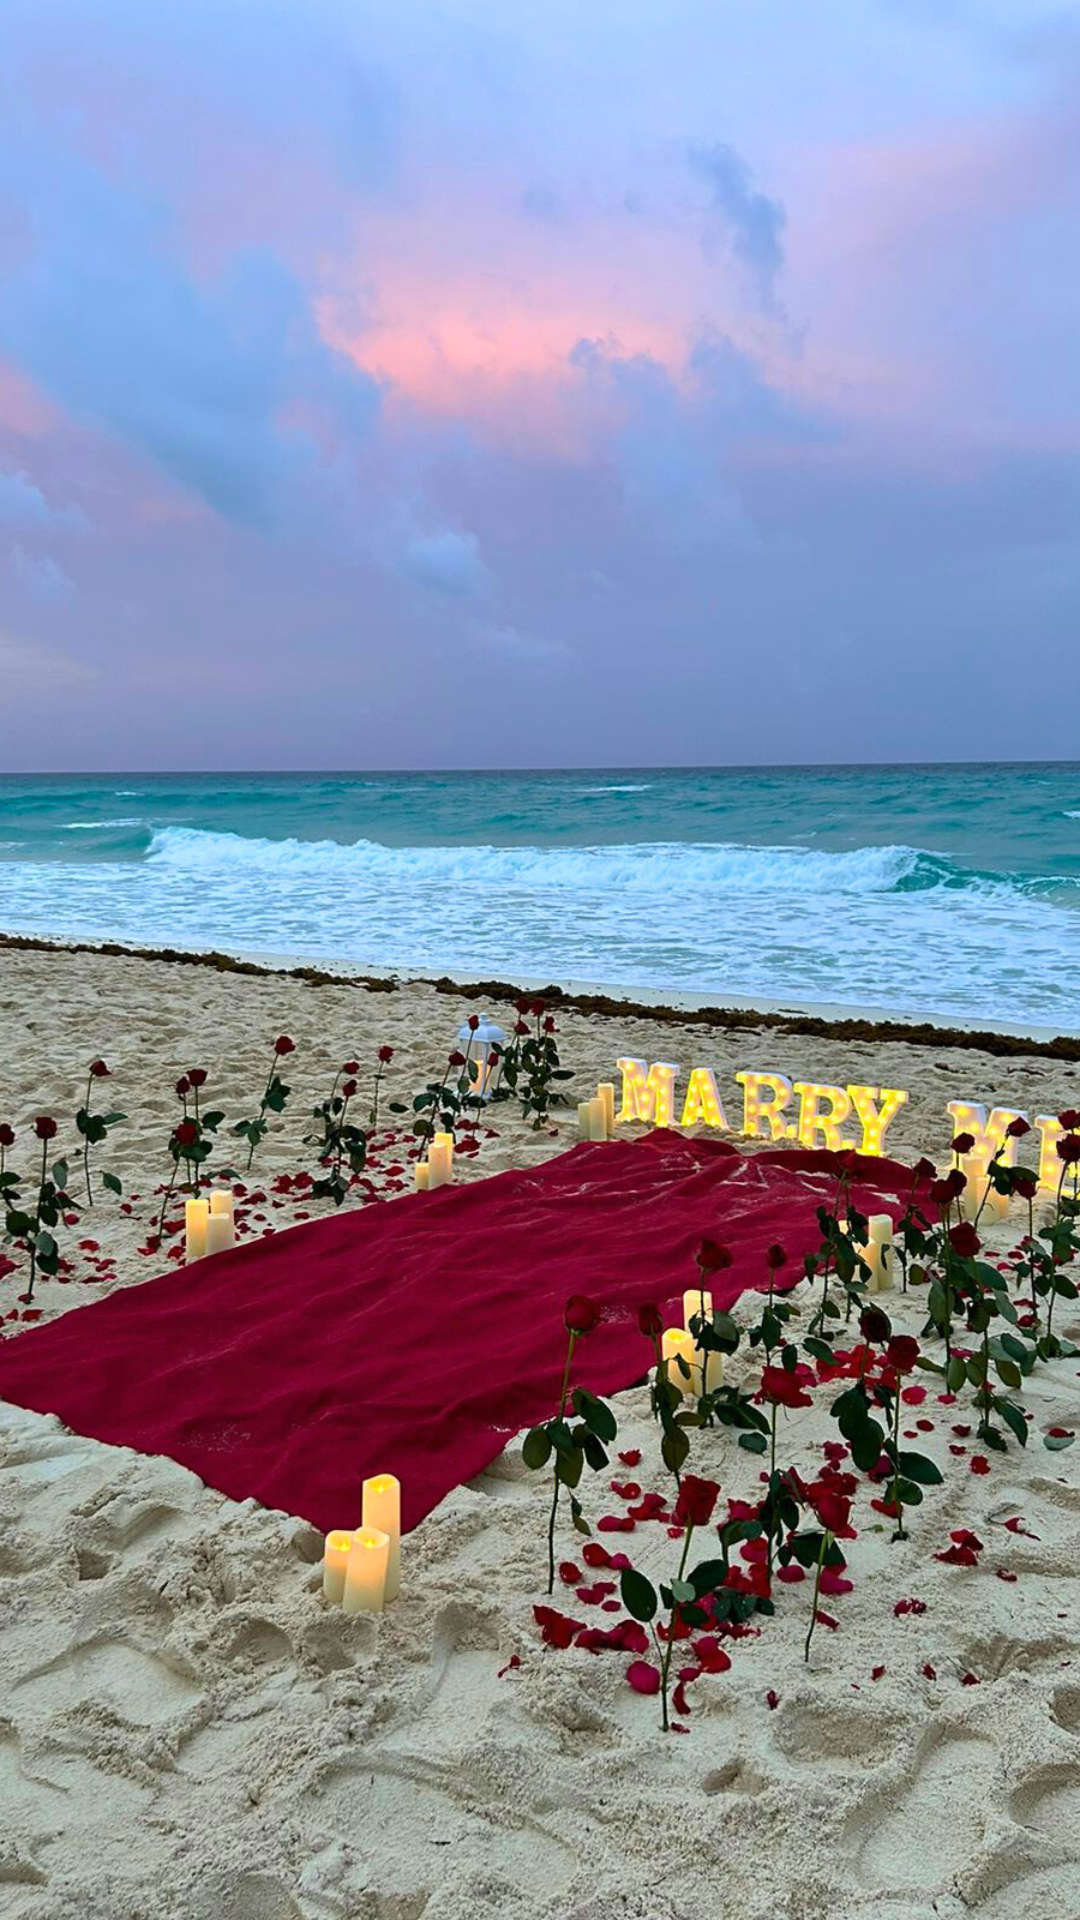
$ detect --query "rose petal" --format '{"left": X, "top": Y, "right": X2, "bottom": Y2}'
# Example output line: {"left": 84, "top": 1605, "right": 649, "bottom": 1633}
{"left": 626, "top": 1660, "right": 661, "bottom": 1695}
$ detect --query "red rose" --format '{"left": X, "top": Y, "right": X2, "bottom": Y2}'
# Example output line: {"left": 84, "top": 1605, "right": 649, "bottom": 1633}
{"left": 377, "top": 1044, "right": 394, "bottom": 1063}
{"left": 945, "top": 1168, "right": 967, "bottom": 1197}
{"left": 33, "top": 1116, "right": 58, "bottom": 1141}
{"left": 449, "top": 1050, "right": 466, "bottom": 1068}
{"left": 929, "top": 1178, "right": 953, "bottom": 1206}
{"left": 487, "top": 1049, "right": 500, "bottom": 1066}
{"left": 765, "top": 1243, "right": 787, "bottom": 1271}
{"left": 673, "top": 1474, "right": 721, "bottom": 1529}
{"left": 0, "top": 1123, "right": 14, "bottom": 1147}
{"left": 467, "top": 1013, "right": 480, "bottom": 1030}
{"left": 859, "top": 1305, "right": 892, "bottom": 1345}
{"left": 1006, "top": 1116, "right": 1030, "bottom": 1138}
{"left": 89, "top": 1059, "right": 110, "bottom": 1078}
{"left": 530, "top": 1000, "right": 546, "bottom": 1017}
{"left": 1058, "top": 1109, "right": 1080, "bottom": 1130}
{"left": 341, "top": 1079, "right": 358, "bottom": 1099}
{"left": 759, "top": 1361, "right": 815, "bottom": 1409}
{"left": 274, "top": 1035, "right": 296, "bottom": 1056}
{"left": 637, "top": 1302, "right": 663, "bottom": 1338}
{"left": 187, "top": 1068, "right": 207, "bottom": 1088}
{"left": 514, "top": 1020, "right": 529, "bottom": 1036}
{"left": 1013, "top": 1172, "right": 1038, "bottom": 1200}
{"left": 913, "top": 1156, "right": 936, "bottom": 1181}
{"left": 809, "top": 1485, "right": 852, "bottom": 1536}
{"left": 951, "top": 1132, "right": 975, "bottom": 1156}
{"left": 1057, "top": 1134, "right": 1080, "bottom": 1166}
{"left": 697, "top": 1238, "right": 733, "bottom": 1272}
{"left": 886, "top": 1334, "right": 920, "bottom": 1373}
{"left": 515, "top": 997, "right": 531, "bottom": 1015}
{"left": 949, "top": 1222, "right": 980, "bottom": 1259}
{"left": 175, "top": 1077, "right": 190, "bottom": 1097}
{"left": 564, "top": 1294, "right": 600, "bottom": 1334}
{"left": 175, "top": 1119, "right": 198, "bottom": 1148}
{"left": 342, "top": 1060, "right": 360, "bottom": 1074}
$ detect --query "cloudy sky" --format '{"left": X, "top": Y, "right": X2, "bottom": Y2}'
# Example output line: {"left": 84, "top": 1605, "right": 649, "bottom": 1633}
{"left": 1, "top": 0, "right": 1078, "bottom": 769}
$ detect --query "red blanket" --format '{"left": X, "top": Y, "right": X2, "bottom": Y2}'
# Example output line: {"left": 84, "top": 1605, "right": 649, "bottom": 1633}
{"left": 0, "top": 1133, "right": 921, "bottom": 1533}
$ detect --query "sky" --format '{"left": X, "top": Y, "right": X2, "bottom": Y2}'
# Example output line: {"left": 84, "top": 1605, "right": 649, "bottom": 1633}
{"left": 1, "top": 0, "right": 1078, "bottom": 770}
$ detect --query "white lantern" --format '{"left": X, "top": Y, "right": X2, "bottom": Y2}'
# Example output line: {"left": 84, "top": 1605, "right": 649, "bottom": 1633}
{"left": 456, "top": 1013, "right": 507, "bottom": 1101}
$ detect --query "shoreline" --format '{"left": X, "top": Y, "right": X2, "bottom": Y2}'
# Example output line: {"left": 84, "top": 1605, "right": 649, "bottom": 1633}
{"left": 2, "top": 922, "right": 1078, "bottom": 1061}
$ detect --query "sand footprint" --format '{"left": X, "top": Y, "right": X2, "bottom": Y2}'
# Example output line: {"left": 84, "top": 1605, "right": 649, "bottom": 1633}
{"left": 846, "top": 1727, "right": 998, "bottom": 1891}
{"left": 13, "top": 1635, "right": 200, "bottom": 1728}
{"left": 1010, "top": 1759, "right": 1080, "bottom": 1836}
{"left": 771, "top": 1699, "right": 898, "bottom": 1771}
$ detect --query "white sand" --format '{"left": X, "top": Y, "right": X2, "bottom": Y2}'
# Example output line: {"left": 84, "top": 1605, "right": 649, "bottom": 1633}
{"left": 2, "top": 944, "right": 1079, "bottom": 1917}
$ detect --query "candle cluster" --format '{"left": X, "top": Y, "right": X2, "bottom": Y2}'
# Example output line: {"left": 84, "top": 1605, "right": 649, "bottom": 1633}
{"left": 578, "top": 1082, "right": 616, "bottom": 1141}
{"left": 657, "top": 1291, "right": 723, "bottom": 1396}
{"left": 415, "top": 1131, "right": 454, "bottom": 1191}
{"left": 185, "top": 1190, "right": 235, "bottom": 1262}
{"left": 322, "top": 1473, "right": 401, "bottom": 1614}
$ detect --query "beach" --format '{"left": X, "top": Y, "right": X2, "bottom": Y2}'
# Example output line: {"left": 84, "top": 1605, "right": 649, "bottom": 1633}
{"left": 1, "top": 937, "right": 1079, "bottom": 1918}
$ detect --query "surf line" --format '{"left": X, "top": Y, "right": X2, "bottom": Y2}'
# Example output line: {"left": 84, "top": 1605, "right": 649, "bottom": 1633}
{"left": 615, "top": 1058, "right": 1071, "bottom": 1194}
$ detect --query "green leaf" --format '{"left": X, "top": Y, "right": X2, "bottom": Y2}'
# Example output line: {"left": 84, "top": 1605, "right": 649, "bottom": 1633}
{"left": 897, "top": 1451, "right": 944, "bottom": 1486}
{"left": 894, "top": 1479, "right": 924, "bottom": 1506}
{"left": 849, "top": 1420, "right": 885, "bottom": 1474}
{"left": 522, "top": 1426, "right": 551, "bottom": 1470}
{"left": 661, "top": 1425, "right": 690, "bottom": 1474}
{"left": 738, "top": 1430, "right": 768, "bottom": 1455}
{"left": 946, "top": 1353, "right": 968, "bottom": 1392}
{"left": 555, "top": 1444, "right": 584, "bottom": 1489}
{"left": 994, "top": 1359, "right": 1023, "bottom": 1391}
{"left": 572, "top": 1388, "right": 617, "bottom": 1444}
{"left": 100, "top": 1172, "right": 122, "bottom": 1196}
{"left": 687, "top": 1558, "right": 729, "bottom": 1597}
{"left": 51, "top": 1160, "right": 68, "bottom": 1191}
{"left": 997, "top": 1399, "right": 1028, "bottom": 1448}
{"left": 620, "top": 1566, "right": 658, "bottom": 1622}
{"left": 669, "top": 1578, "right": 696, "bottom": 1604}
{"left": 569, "top": 1494, "right": 591, "bottom": 1538}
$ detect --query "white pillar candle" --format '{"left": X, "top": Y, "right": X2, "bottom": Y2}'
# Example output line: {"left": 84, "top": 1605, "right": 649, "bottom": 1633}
{"left": 185, "top": 1197, "right": 209, "bottom": 1262}
{"left": 205, "top": 1211, "right": 235, "bottom": 1255}
{"left": 682, "top": 1287, "right": 713, "bottom": 1333}
{"left": 414, "top": 1161, "right": 431, "bottom": 1192}
{"left": 985, "top": 1185, "right": 1010, "bottom": 1223}
{"left": 659, "top": 1328, "right": 696, "bottom": 1395}
{"left": 597, "top": 1083, "right": 616, "bottom": 1137}
{"left": 342, "top": 1527, "right": 390, "bottom": 1615}
{"left": 322, "top": 1529, "right": 353, "bottom": 1605}
{"left": 860, "top": 1214, "right": 893, "bottom": 1292}
{"left": 429, "top": 1133, "right": 454, "bottom": 1187}
{"left": 587, "top": 1096, "right": 607, "bottom": 1141}
{"left": 209, "top": 1190, "right": 234, "bottom": 1218}
{"left": 361, "top": 1473, "right": 401, "bottom": 1602}
{"left": 577, "top": 1100, "right": 593, "bottom": 1140}
{"left": 691, "top": 1350, "right": 724, "bottom": 1396}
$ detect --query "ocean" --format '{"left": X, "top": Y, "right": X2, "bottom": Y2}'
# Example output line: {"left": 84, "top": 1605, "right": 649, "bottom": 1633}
{"left": 0, "top": 765, "right": 1078, "bottom": 1031}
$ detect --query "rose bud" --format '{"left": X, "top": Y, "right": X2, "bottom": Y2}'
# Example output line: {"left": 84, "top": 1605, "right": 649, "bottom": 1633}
{"left": 187, "top": 1068, "right": 208, "bottom": 1088}
{"left": 341, "top": 1079, "right": 358, "bottom": 1099}
{"left": 175, "top": 1119, "right": 198, "bottom": 1147}
{"left": 673, "top": 1474, "right": 721, "bottom": 1529}
{"left": 34, "top": 1116, "right": 58, "bottom": 1141}
{"left": 543, "top": 1016, "right": 556, "bottom": 1033}
{"left": 1058, "top": 1134, "right": 1080, "bottom": 1166}
{"left": 949, "top": 1222, "right": 980, "bottom": 1259}
{"left": 859, "top": 1305, "right": 892, "bottom": 1345}
{"left": 886, "top": 1334, "right": 921, "bottom": 1372}
{"left": 1006, "top": 1116, "right": 1031, "bottom": 1138}
{"left": 1013, "top": 1172, "right": 1038, "bottom": 1200}
{"left": 697, "top": 1238, "right": 733, "bottom": 1272}
{"left": 1058, "top": 1109, "right": 1080, "bottom": 1130}
{"left": 467, "top": 1013, "right": 480, "bottom": 1031}
{"left": 274, "top": 1036, "right": 296, "bottom": 1056}
{"left": 342, "top": 1061, "right": 360, "bottom": 1075}
{"left": 175, "top": 1077, "right": 190, "bottom": 1097}
{"left": 0, "top": 1122, "right": 15, "bottom": 1147}
{"left": 449, "top": 1050, "right": 466, "bottom": 1068}
{"left": 913, "top": 1156, "right": 936, "bottom": 1181}
{"left": 951, "top": 1133, "right": 975, "bottom": 1155}
{"left": 89, "top": 1059, "right": 110, "bottom": 1078}
{"left": 945, "top": 1169, "right": 967, "bottom": 1197}
{"left": 637, "top": 1302, "right": 663, "bottom": 1339}
{"left": 564, "top": 1294, "right": 600, "bottom": 1334}
{"left": 377, "top": 1044, "right": 394, "bottom": 1063}
{"left": 765, "top": 1243, "right": 787, "bottom": 1271}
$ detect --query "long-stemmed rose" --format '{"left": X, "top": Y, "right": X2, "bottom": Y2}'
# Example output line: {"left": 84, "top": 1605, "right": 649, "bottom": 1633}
{"left": 307, "top": 1062, "right": 368, "bottom": 1205}
{"left": 523, "top": 1296, "right": 616, "bottom": 1593}
{"left": 369, "top": 1044, "right": 394, "bottom": 1130}
{"left": 16, "top": 1117, "right": 77, "bottom": 1303}
{"left": 233, "top": 1034, "right": 296, "bottom": 1170}
{"left": 619, "top": 1473, "right": 723, "bottom": 1730}
{"left": 75, "top": 1058, "right": 125, "bottom": 1205}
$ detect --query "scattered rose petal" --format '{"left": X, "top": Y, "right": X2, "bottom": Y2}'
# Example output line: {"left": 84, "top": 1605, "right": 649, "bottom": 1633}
{"left": 996, "top": 1567, "right": 1018, "bottom": 1583}
{"left": 970, "top": 1456, "right": 991, "bottom": 1475}
{"left": 618, "top": 1449, "right": 642, "bottom": 1466}
{"left": 626, "top": 1660, "right": 661, "bottom": 1695}
{"left": 497, "top": 1654, "right": 521, "bottom": 1678}
{"left": 766, "top": 1689, "right": 780, "bottom": 1710}
{"left": 922, "top": 1662, "right": 937, "bottom": 1680}
{"left": 871, "top": 1665, "right": 886, "bottom": 1681}
{"left": 558, "top": 1561, "right": 582, "bottom": 1586}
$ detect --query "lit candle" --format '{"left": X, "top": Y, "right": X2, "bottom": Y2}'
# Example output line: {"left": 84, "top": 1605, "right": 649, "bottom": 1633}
{"left": 577, "top": 1100, "right": 593, "bottom": 1140}
{"left": 597, "top": 1083, "right": 616, "bottom": 1137}
{"left": 322, "top": 1528, "right": 353, "bottom": 1605}
{"left": 205, "top": 1210, "right": 234, "bottom": 1255}
{"left": 429, "top": 1132, "right": 454, "bottom": 1187}
{"left": 342, "top": 1527, "right": 390, "bottom": 1615}
{"left": 414, "top": 1161, "right": 431, "bottom": 1192}
{"left": 660, "top": 1328, "right": 695, "bottom": 1395}
{"left": 361, "top": 1473, "right": 401, "bottom": 1602}
{"left": 209, "top": 1190, "right": 234, "bottom": 1218}
{"left": 860, "top": 1214, "right": 893, "bottom": 1292}
{"left": 185, "top": 1197, "right": 209, "bottom": 1262}
{"left": 587, "top": 1096, "right": 607, "bottom": 1141}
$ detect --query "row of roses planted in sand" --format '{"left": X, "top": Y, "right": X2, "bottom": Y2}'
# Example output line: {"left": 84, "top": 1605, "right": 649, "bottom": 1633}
{"left": 522, "top": 1118, "right": 1080, "bottom": 1731}
{"left": 0, "top": 999, "right": 572, "bottom": 1311}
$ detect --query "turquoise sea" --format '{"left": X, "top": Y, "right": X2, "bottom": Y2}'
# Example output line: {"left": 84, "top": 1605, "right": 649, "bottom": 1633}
{"left": 0, "top": 765, "right": 1078, "bottom": 1030}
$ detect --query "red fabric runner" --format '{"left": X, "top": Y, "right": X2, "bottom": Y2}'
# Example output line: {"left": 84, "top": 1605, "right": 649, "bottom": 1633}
{"left": 0, "top": 1133, "right": 922, "bottom": 1534}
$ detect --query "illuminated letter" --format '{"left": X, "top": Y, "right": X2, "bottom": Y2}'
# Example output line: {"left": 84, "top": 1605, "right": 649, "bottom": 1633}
{"left": 1034, "top": 1114, "right": 1064, "bottom": 1193}
{"left": 946, "top": 1101, "right": 1027, "bottom": 1178}
{"left": 679, "top": 1067, "right": 728, "bottom": 1131}
{"left": 736, "top": 1070, "right": 794, "bottom": 1142}
{"left": 848, "top": 1085, "right": 909, "bottom": 1158}
{"left": 616, "top": 1058, "right": 679, "bottom": 1129}
{"left": 793, "top": 1082, "right": 854, "bottom": 1152}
